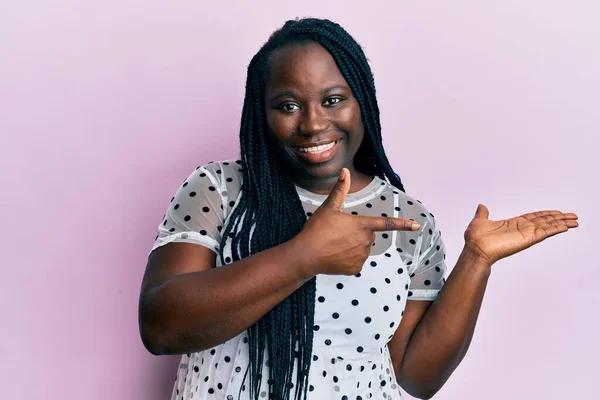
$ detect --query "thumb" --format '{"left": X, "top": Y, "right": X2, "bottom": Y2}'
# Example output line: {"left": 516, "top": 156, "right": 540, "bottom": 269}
{"left": 474, "top": 204, "right": 489, "bottom": 220}
{"left": 320, "top": 168, "right": 351, "bottom": 211}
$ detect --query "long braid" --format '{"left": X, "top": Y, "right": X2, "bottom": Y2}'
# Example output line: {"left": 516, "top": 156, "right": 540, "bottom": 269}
{"left": 218, "top": 18, "right": 407, "bottom": 400}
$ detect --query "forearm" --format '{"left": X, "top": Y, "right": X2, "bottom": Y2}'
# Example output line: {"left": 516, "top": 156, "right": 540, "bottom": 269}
{"left": 141, "top": 237, "right": 314, "bottom": 355}
{"left": 397, "top": 245, "right": 492, "bottom": 398}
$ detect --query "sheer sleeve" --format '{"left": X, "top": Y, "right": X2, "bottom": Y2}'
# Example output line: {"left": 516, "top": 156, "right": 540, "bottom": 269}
{"left": 149, "top": 165, "right": 225, "bottom": 256}
{"left": 407, "top": 207, "right": 448, "bottom": 301}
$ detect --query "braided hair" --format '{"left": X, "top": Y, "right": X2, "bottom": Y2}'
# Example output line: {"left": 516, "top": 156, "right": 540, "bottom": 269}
{"left": 217, "top": 17, "right": 406, "bottom": 400}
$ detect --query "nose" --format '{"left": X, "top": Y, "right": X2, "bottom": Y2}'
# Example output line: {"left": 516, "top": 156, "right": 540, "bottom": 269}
{"left": 298, "top": 104, "right": 330, "bottom": 136}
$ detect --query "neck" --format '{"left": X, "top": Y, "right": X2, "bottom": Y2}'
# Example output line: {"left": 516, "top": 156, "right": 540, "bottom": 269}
{"left": 292, "top": 165, "right": 373, "bottom": 195}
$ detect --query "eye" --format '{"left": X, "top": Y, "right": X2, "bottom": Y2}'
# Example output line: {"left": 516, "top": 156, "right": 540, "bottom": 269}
{"left": 280, "top": 103, "right": 300, "bottom": 112}
{"left": 324, "top": 97, "right": 343, "bottom": 106}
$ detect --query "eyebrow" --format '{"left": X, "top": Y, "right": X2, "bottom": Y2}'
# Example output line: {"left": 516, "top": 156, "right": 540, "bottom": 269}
{"left": 270, "top": 85, "right": 350, "bottom": 101}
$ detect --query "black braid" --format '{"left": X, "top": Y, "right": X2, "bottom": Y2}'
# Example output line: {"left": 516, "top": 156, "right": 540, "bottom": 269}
{"left": 218, "top": 17, "right": 407, "bottom": 400}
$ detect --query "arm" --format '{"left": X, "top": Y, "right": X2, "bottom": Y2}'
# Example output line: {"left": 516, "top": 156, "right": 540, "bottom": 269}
{"left": 390, "top": 204, "right": 578, "bottom": 398}
{"left": 389, "top": 245, "right": 491, "bottom": 399}
{"left": 138, "top": 239, "right": 314, "bottom": 355}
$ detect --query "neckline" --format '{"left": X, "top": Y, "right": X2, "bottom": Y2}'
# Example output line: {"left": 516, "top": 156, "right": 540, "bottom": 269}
{"left": 295, "top": 176, "right": 385, "bottom": 205}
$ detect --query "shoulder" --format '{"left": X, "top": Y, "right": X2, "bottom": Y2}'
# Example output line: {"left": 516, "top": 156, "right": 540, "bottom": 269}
{"left": 381, "top": 180, "right": 439, "bottom": 234}
{"left": 186, "top": 159, "right": 244, "bottom": 195}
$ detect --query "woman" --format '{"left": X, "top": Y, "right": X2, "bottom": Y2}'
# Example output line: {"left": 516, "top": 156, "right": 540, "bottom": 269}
{"left": 138, "top": 18, "right": 579, "bottom": 400}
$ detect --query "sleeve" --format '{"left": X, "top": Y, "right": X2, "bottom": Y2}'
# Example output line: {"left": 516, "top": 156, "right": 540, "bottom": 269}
{"left": 407, "top": 207, "right": 448, "bottom": 301}
{"left": 149, "top": 165, "right": 225, "bottom": 256}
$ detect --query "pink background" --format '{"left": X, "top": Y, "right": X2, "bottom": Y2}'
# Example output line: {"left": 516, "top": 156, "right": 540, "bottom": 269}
{"left": 1, "top": 1, "right": 598, "bottom": 399}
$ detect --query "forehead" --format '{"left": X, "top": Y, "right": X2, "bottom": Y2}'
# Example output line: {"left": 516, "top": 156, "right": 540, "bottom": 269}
{"left": 265, "top": 42, "right": 347, "bottom": 92}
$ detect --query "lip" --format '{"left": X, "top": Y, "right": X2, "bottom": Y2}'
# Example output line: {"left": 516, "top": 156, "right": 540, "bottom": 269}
{"left": 292, "top": 138, "right": 342, "bottom": 164}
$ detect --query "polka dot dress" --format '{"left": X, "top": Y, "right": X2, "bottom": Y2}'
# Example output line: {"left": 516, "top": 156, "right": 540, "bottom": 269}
{"left": 150, "top": 160, "right": 448, "bottom": 400}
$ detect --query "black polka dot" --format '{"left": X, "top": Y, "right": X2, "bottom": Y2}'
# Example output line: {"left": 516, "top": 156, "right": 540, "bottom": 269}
{"left": 409, "top": 239, "right": 416, "bottom": 245}
{"left": 375, "top": 333, "right": 380, "bottom": 340}
{"left": 345, "top": 328, "right": 352, "bottom": 335}
{"left": 208, "top": 388, "right": 214, "bottom": 394}
{"left": 384, "top": 253, "right": 391, "bottom": 257}
{"left": 184, "top": 215, "right": 191, "bottom": 221}
{"left": 325, "top": 339, "right": 332, "bottom": 346}
{"left": 381, "top": 213, "right": 388, "bottom": 217}
{"left": 313, "top": 325, "right": 320, "bottom": 331}
{"left": 318, "top": 296, "right": 325, "bottom": 302}
{"left": 365, "top": 317, "right": 372, "bottom": 323}
{"left": 162, "top": 220, "right": 167, "bottom": 226}
{"left": 390, "top": 322, "right": 395, "bottom": 328}
{"left": 229, "top": 201, "right": 235, "bottom": 207}
{"left": 382, "top": 233, "right": 389, "bottom": 239}
{"left": 351, "top": 211, "right": 358, "bottom": 215}
{"left": 194, "top": 366, "right": 199, "bottom": 372}
{"left": 199, "top": 230, "right": 207, "bottom": 235}
{"left": 366, "top": 203, "right": 372, "bottom": 208}
{"left": 336, "top": 283, "right": 344, "bottom": 289}
{"left": 309, "top": 385, "right": 314, "bottom": 392}
{"left": 385, "top": 278, "right": 391, "bottom": 284}
{"left": 333, "top": 376, "right": 339, "bottom": 383}
{"left": 182, "top": 182, "right": 188, "bottom": 187}
{"left": 424, "top": 280, "right": 431, "bottom": 286}
{"left": 370, "top": 261, "right": 377, "bottom": 267}
{"left": 169, "top": 228, "right": 175, "bottom": 232}
{"left": 351, "top": 299, "right": 359, "bottom": 306}
{"left": 189, "top": 191, "right": 197, "bottom": 197}
{"left": 397, "top": 268, "right": 403, "bottom": 274}
{"left": 174, "top": 204, "right": 180, "bottom": 210}
{"left": 436, "top": 266, "right": 441, "bottom": 272}
{"left": 357, "top": 346, "right": 364, "bottom": 353}
{"left": 235, "top": 366, "right": 241, "bottom": 373}
{"left": 380, "top": 195, "right": 386, "bottom": 201}
{"left": 408, "top": 291, "right": 413, "bottom": 297}
{"left": 202, "top": 206, "right": 210, "bottom": 213}
{"left": 354, "top": 272, "right": 361, "bottom": 277}
{"left": 407, "top": 201, "right": 413, "bottom": 205}
{"left": 383, "top": 305, "right": 389, "bottom": 312}
{"left": 394, "top": 206, "right": 401, "bottom": 211}
{"left": 226, "top": 177, "right": 233, "bottom": 182}
{"left": 396, "top": 295, "right": 401, "bottom": 301}
{"left": 332, "top": 312, "right": 340, "bottom": 319}
{"left": 217, "top": 383, "right": 223, "bottom": 389}
{"left": 370, "top": 287, "right": 377, "bottom": 294}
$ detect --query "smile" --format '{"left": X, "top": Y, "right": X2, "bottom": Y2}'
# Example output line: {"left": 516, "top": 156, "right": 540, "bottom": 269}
{"left": 295, "top": 140, "right": 339, "bottom": 154}
{"left": 293, "top": 139, "right": 342, "bottom": 164}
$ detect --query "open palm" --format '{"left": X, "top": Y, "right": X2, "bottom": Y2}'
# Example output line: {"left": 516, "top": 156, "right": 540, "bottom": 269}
{"left": 463, "top": 204, "right": 579, "bottom": 265}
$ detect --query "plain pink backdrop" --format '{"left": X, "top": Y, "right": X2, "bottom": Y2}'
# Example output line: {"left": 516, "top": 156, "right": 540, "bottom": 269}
{"left": 1, "top": 1, "right": 598, "bottom": 399}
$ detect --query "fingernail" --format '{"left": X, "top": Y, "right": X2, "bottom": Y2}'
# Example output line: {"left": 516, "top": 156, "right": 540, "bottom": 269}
{"left": 412, "top": 223, "right": 420, "bottom": 230}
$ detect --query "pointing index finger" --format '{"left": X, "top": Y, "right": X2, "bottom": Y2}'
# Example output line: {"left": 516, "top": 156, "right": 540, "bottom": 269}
{"left": 358, "top": 215, "right": 421, "bottom": 232}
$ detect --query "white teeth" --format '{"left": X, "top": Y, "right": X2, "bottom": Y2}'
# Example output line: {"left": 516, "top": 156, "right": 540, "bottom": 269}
{"left": 298, "top": 141, "right": 336, "bottom": 154}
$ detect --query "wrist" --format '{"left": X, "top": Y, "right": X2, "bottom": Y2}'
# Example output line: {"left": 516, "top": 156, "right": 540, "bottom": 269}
{"left": 461, "top": 243, "right": 493, "bottom": 275}
{"left": 285, "top": 235, "right": 320, "bottom": 280}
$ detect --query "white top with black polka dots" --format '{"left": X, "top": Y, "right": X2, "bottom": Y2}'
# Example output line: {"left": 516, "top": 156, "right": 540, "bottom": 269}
{"left": 150, "top": 160, "right": 448, "bottom": 400}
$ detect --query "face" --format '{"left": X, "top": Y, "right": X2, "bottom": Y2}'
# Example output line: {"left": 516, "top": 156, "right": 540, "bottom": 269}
{"left": 264, "top": 42, "right": 365, "bottom": 191}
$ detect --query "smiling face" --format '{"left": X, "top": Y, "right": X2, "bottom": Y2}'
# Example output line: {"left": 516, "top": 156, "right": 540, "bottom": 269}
{"left": 264, "top": 42, "right": 369, "bottom": 193}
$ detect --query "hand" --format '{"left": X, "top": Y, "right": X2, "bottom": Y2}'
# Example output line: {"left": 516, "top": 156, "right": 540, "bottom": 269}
{"left": 464, "top": 204, "right": 579, "bottom": 265}
{"left": 294, "top": 168, "right": 420, "bottom": 276}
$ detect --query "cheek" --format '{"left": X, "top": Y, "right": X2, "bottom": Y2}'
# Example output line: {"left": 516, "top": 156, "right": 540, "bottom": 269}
{"left": 265, "top": 111, "right": 295, "bottom": 142}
